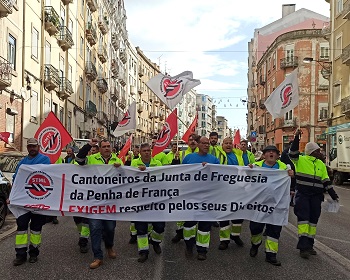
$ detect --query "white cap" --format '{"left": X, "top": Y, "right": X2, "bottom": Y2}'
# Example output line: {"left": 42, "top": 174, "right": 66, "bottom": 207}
{"left": 304, "top": 142, "right": 320, "bottom": 156}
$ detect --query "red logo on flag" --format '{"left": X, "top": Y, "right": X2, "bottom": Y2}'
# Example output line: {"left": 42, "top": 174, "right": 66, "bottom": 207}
{"left": 35, "top": 112, "right": 73, "bottom": 163}
{"left": 152, "top": 109, "right": 178, "bottom": 157}
{"left": 25, "top": 171, "right": 54, "bottom": 200}
{"left": 280, "top": 84, "right": 293, "bottom": 108}
{"left": 182, "top": 113, "right": 198, "bottom": 143}
{"left": 161, "top": 77, "right": 184, "bottom": 99}
{"left": 118, "top": 111, "right": 131, "bottom": 127}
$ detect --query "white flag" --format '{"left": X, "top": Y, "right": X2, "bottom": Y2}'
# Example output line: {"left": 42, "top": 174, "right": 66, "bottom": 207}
{"left": 264, "top": 69, "right": 299, "bottom": 119}
{"left": 113, "top": 101, "right": 136, "bottom": 137}
{"left": 146, "top": 71, "right": 201, "bottom": 109}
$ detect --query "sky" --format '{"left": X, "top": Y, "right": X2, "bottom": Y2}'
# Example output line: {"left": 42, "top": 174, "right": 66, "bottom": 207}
{"left": 124, "top": 0, "right": 330, "bottom": 137}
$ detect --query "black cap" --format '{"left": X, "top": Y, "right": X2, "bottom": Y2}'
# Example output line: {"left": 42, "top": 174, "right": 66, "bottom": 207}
{"left": 262, "top": 145, "right": 280, "bottom": 154}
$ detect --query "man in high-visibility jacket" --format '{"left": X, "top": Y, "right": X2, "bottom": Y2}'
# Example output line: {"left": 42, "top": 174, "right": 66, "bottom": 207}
{"left": 151, "top": 136, "right": 169, "bottom": 165}
{"left": 240, "top": 139, "right": 255, "bottom": 165}
{"left": 182, "top": 136, "right": 220, "bottom": 261}
{"left": 249, "top": 145, "right": 293, "bottom": 266}
{"left": 289, "top": 130, "right": 339, "bottom": 259}
{"left": 75, "top": 139, "right": 123, "bottom": 269}
{"left": 171, "top": 134, "right": 200, "bottom": 243}
{"left": 216, "top": 137, "right": 245, "bottom": 250}
{"left": 208, "top": 131, "right": 219, "bottom": 156}
{"left": 12, "top": 138, "right": 51, "bottom": 266}
{"left": 131, "top": 142, "right": 164, "bottom": 263}
{"left": 166, "top": 142, "right": 182, "bottom": 163}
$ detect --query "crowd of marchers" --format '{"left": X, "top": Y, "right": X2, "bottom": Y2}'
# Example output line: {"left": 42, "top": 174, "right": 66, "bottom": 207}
{"left": 8, "top": 130, "right": 339, "bottom": 269}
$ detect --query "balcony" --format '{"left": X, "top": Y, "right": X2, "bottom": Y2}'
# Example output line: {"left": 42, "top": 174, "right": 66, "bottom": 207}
{"left": 280, "top": 56, "right": 298, "bottom": 69}
{"left": 138, "top": 85, "right": 144, "bottom": 94}
{"left": 44, "top": 6, "right": 60, "bottom": 36}
{"left": 97, "top": 112, "right": 107, "bottom": 124}
{"left": 0, "top": 0, "right": 14, "bottom": 17}
{"left": 137, "top": 105, "right": 144, "bottom": 113}
{"left": 111, "top": 33, "right": 119, "bottom": 50}
{"left": 86, "top": 100, "right": 97, "bottom": 117}
{"left": 119, "top": 70, "right": 127, "bottom": 86}
{"left": 56, "top": 26, "right": 74, "bottom": 51}
{"left": 120, "top": 49, "right": 127, "bottom": 64}
{"left": 283, "top": 118, "right": 297, "bottom": 128}
{"left": 110, "top": 87, "right": 119, "bottom": 102}
{"left": 321, "top": 22, "right": 331, "bottom": 40}
{"left": 85, "top": 21, "right": 97, "bottom": 46}
{"left": 138, "top": 67, "right": 144, "bottom": 77}
{"left": 44, "top": 65, "right": 60, "bottom": 91}
{"left": 341, "top": 97, "right": 350, "bottom": 115}
{"left": 342, "top": 0, "right": 350, "bottom": 19}
{"left": 130, "top": 85, "right": 136, "bottom": 96}
{"left": 98, "top": 15, "right": 109, "bottom": 35}
{"left": 159, "top": 113, "right": 164, "bottom": 121}
{"left": 342, "top": 44, "right": 350, "bottom": 66}
{"left": 97, "top": 77, "right": 108, "bottom": 94}
{"left": 98, "top": 45, "right": 108, "bottom": 63}
{"left": 57, "top": 77, "right": 73, "bottom": 99}
{"left": 111, "top": 59, "right": 119, "bottom": 77}
{"left": 61, "top": 0, "right": 73, "bottom": 5}
{"left": 118, "top": 97, "right": 126, "bottom": 109}
{"left": 86, "top": 0, "right": 97, "bottom": 13}
{"left": 149, "top": 112, "right": 154, "bottom": 119}
{"left": 85, "top": 62, "right": 97, "bottom": 81}
{"left": 0, "top": 56, "right": 12, "bottom": 90}
{"left": 259, "top": 75, "right": 266, "bottom": 86}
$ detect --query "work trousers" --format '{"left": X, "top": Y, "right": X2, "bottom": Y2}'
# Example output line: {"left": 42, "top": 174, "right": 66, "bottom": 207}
{"left": 73, "top": 216, "right": 90, "bottom": 246}
{"left": 250, "top": 221, "right": 282, "bottom": 256}
{"left": 135, "top": 222, "right": 165, "bottom": 254}
{"left": 219, "top": 219, "right": 243, "bottom": 242}
{"left": 184, "top": 221, "right": 212, "bottom": 253}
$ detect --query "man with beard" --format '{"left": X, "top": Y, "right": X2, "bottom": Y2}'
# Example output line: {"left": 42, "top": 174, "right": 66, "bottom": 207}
{"left": 208, "top": 131, "right": 219, "bottom": 156}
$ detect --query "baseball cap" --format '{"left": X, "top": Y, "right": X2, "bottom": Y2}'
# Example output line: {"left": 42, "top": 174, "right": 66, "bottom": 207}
{"left": 262, "top": 145, "right": 280, "bottom": 154}
{"left": 27, "top": 138, "right": 39, "bottom": 146}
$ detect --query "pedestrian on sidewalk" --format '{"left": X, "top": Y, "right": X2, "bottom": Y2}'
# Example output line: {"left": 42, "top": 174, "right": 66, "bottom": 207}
{"left": 12, "top": 138, "right": 51, "bottom": 266}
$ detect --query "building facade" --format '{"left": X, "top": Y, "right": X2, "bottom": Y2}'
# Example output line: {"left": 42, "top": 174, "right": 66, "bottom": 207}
{"left": 196, "top": 94, "right": 214, "bottom": 137}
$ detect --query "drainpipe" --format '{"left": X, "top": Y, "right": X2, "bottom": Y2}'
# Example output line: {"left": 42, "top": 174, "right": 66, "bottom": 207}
{"left": 21, "top": 0, "right": 26, "bottom": 151}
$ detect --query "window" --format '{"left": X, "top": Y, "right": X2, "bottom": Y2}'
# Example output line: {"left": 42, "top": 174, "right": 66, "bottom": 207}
{"left": 59, "top": 106, "right": 64, "bottom": 122}
{"left": 80, "top": 36, "right": 84, "bottom": 57}
{"left": 320, "top": 42, "right": 330, "bottom": 60}
{"left": 44, "top": 98, "right": 51, "bottom": 117}
{"left": 79, "top": 76, "right": 83, "bottom": 99}
{"left": 335, "top": 35, "right": 342, "bottom": 58}
{"left": 318, "top": 70, "right": 329, "bottom": 89}
{"left": 8, "top": 34, "right": 16, "bottom": 70}
{"left": 318, "top": 103, "right": 328, "bottom": 120}
{"left": 59, "top": 56, "right": 64, "bottom": 78}
{"left": 272, "top": 52, "right": 276, "bottom": 68}
{"left": 53, "top": 102, "right": 58, "bottom": 115}
{"left": 333, "top": 83, "right": 341, "bottom": 104}
{"left": 285, "top": 44, "right": 294, "bottom": 61}
{"left": 68, "top": 64, "right": 72, "bottom": 83}
{"left": 69, "top": 19, "right": 73, "bottom": 37}
{"left": 45, "top": 41, "right": 51, "bottom": 64}
{"left": 336, "top": 0, "right": 343, "bottom": 14}
{"left": 31, "top": 91, "right": 38, "bottom": 121}
{"left": 31, "top": 27, "right": 39, "bottom": 59}
{"left": 6, "top": 114, "right": 15, "bottom": 143}
{"left": 202, "top": 113, "right": 206, "bottom": 119}
{"left": 67, "top": 111, "right": 72, "bottom": 133}
{"left": 86, "top": 84, "right": 91, "bottom": 101}
{"left": 285, "top": 110, "right": 293, "bottom": 120}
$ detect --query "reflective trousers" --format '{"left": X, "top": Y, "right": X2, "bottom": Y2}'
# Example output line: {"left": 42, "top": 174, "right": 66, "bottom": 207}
{"left": 15, "top": 212, "right": 46, "bottom": 259}
{"left": 219, "top": 219, "right": 243, "bottom": 242}
{"left": 135, "top": 222, "right": 165, "bottom": 254}
{"left": 184, "top": 221, "right": 212, "bottom": 253}
{"left": 73, "top": 216, "right": 90, "bottom": 246}
{"left": 250, "top": 221, "right": 282, "bottom": 255}
{"left": 294, "top": 192, "right": 322, "bottom": 250}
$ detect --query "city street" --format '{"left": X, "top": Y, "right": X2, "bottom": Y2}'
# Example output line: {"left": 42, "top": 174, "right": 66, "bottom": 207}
{"left": 0, "top": 186, "right": 349, "bottom": 280}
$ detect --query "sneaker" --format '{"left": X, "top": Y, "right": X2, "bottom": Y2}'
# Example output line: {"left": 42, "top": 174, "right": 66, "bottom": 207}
{"left": 28, "top": 256, "right": 38, "bottom": 263}
{"left": 218, "top": 241, "right": 228, "bottom": 250}
{"left": 153, "top": 243, "right": 162, "bottom": 255}
{"left": 107, "top": 248, "right": 116, "bottom": 259}
{"left": 231, "top": 236, "right": 244, "bottom": 247}
{"left": 138, "top": 253, "right": 148, "bottom": 263}
{"left": 80, "top": 245, "right": 88, "bottom": 253}
{"left": 250, "top": 245, "right": 259, "bottom": 257}
{"left": 265, "top": 256, "right": 281, "bottom": 266}
{"left": 171, "top": 233, "right": 183, "bottom": 243}
{"left": 13, "top": 257, "right": 26, "bottom": 266}
{"left": 300, "top": 250, "right": 310, "bottom": 259}
{"left": 197, "top": 252, "right": 207, "bottom": 261}
{"left": 89, "top": 259, "right": 103, "bottom": 269}
{"left": 185, "top": 247, "right": 193, "bottom": 258}
{"left": 129, "top": 235, "right": 137, "bottom": 244}
{"left": 309, "top": 248, "right": 317, "bottom": 255}
{"left": 52, "top": 217, "right": 59, "bottom": 224}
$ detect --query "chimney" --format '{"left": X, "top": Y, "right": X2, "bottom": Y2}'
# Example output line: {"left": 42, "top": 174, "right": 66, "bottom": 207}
{"left": 282, "top": 4, "right": 296, "bottom": 17}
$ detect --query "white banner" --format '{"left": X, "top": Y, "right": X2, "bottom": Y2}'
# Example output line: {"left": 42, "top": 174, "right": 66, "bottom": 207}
{"left": 9, "top": 164, "right": 291, "bottom": 225}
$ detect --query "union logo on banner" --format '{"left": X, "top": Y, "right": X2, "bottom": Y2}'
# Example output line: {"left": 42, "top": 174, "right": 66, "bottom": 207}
{"left": 25, "top": 171, "right": 54, "bottom": 200}
{"left": 280, "top": 83, "right": 293, "bottom": 109}
{"left": 160, "top": 77, "right": 184, "bottom": 99}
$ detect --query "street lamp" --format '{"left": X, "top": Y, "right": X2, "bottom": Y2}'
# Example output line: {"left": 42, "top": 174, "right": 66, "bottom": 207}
{"left": 302, "top": 57, "right": 332, "bottom": 79}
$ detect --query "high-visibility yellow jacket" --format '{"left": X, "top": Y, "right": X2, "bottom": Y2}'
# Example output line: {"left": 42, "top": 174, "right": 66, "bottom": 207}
{"left": 254, "top": 159, "right": 287, "bottom": 170}
{"left": 216, "top": 146, "right": 244, "bottom": 166}
{"left": 131, "top": 157, "right": 162, "bottom": 167}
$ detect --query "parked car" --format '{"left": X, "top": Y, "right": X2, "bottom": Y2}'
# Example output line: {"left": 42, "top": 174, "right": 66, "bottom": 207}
{"left": 0, "top": 170, "right": 11, "bottom": 229}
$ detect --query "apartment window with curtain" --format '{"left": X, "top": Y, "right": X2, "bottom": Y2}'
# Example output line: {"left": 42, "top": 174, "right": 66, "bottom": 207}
{"left": 320, "top": 42, "right": 330, "bottom": 60}
{"left": 31, "top": 27, "right": 39, "bottom": 59}
{"left": 30, "top": 91, "right": 38, "bottom": 122}
{"left": 79, "top": 76, "right": 83, "bottom": 99}
{"left": 333, "top": 83, "right": 341, "bottom": 104}
{"left": 8, "top": 34, "right": 16, "bottom": 70}
{"left": 285, "top": 44, "right": 294, "bottom": 61}
{"left": 6, "top": 114, "right": 15, "bottom": 143}
{"left": 336, "top": 0, "right": 343, "bottom": 14}
{"left": 59, "top": 106, "right": 64, "bottom": 122}
{"left": 335, "top": 35, "right": 342, "bottom": 58}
